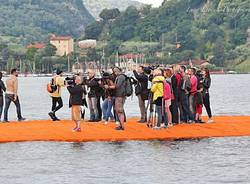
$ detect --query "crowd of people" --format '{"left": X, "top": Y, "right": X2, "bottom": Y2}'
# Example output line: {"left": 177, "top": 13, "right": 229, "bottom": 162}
{"left": 47, "top": 64, "right": 213, "bottom": 132}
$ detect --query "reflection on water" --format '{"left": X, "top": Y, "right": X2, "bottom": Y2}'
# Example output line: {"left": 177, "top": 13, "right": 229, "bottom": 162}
{"left": 0, "top": 137, "right": 249, "bottom": 184}
{"left": 4, "top": 74, "right": 250, "bottom": 121}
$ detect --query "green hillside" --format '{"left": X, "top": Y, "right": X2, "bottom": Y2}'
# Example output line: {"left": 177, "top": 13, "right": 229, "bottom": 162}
{"left": 0, "top": 0, "right": 94, "bottom": 46}
{"left": 85, "top": 0, "right": 250, "bottom": 69}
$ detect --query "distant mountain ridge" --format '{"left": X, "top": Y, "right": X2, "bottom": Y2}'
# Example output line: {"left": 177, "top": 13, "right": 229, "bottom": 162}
{"left": 83, "top": 0, "right": 144, "bottom": 19}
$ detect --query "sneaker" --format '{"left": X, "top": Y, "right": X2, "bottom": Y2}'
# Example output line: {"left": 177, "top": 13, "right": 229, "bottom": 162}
{"left": 161, "top": 124, "right": 167, "bottom": 128}
{"left": 53, "top": 117, "right": 60, "bottom": 121}
{"left": 72, "top": 127, "right": 81, "bottom": 132}
{"left": 104, "top": 121, "right": 108, "bottom": 125}
{"left": 137, "top": 120, "right": 147, "bottom": 123}
{"left": 153, "top": 126, "right": 161, "bottom": 130}
{"left": 207, "top": 119, "right": 214, "bottom": 123}
{"left": 2, "top": 120, "right": 9, "bottom": 123}
{"left": 115, "top": 121, "right": 120, "bottom": 125}
{"left": 48, "top": 112, "right": 55, "bottom": 119}
{"left": 115, "top": 126, "right": 124, "bottom": 131}
{"left": 18, "top": 117, "right": 26, "bottom": 122}
{"left": 198, "top": 120, "right": 205, "bottom": 124}
{"left": 88, "top": 120, "right": 95, "bottom": 122}
{"left": 188, "top": 120, "right": 194, "bottom": 124}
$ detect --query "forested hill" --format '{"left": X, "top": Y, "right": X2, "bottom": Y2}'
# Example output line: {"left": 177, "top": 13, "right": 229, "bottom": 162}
{"left": 0, "top": 0, "right": 94, "bottom": 45}
{"left": 83, "top": 0, "right": 144, "bottom": 19}
{"left": 85, "top": 0, "right": 250, "bottom": 70}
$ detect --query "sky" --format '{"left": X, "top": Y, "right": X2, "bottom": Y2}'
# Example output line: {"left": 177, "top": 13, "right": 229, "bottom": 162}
{"left": 136, "top": 0, "right": 164, "bottom": 7}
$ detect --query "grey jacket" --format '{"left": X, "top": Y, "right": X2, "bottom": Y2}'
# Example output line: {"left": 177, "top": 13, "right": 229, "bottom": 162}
{"left": 115, "top": 74, "right": 126, "bottom": 97}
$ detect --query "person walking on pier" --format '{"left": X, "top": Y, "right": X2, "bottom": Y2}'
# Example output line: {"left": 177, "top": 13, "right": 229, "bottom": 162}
{"left": 48, "top": 69, "right": 65, "bottom": 121}
{"left": 3, "top": 69, "right": 25, "bottom": 122}
{"left": 0, "top": 72, "right": 6, "bottom": 121}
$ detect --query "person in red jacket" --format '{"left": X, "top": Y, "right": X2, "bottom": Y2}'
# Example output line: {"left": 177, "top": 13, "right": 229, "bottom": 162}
{"left": 188, "top": 68, "right": 198, "bottom": 123}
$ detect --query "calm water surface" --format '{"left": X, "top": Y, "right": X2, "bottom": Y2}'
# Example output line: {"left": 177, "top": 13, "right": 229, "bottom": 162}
{"left": 5, "top": 74, "right": 250, "bottom": 120}
{"left": 1, "top": 74, "right": 250, "bottom": 184}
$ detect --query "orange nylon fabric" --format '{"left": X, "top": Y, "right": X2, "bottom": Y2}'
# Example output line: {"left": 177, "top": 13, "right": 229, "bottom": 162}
{"left": 0, "top": 116, "right": 250, "bottom": 143}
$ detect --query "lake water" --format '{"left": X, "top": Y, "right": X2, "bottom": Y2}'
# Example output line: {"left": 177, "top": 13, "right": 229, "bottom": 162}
{"left": 5, "top": 74, "right": 250, "bottom": 120}
{"left": 1, "top": 74, "right": 250, "bottom": 184}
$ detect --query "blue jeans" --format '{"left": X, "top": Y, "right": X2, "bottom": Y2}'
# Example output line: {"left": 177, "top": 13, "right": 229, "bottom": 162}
{"left": 102, "top": 97, "right": 115, "bottom": 121}
{"left": 88, "top": 97, "right": 99, "bottom": 120}
{"left": 4, "top": 94, "right": 22, "bottom": 121}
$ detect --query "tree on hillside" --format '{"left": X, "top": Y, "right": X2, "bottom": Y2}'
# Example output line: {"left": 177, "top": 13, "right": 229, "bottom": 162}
{"left": 99, "top": 8, "right": 121, "bottom": 22}
{"left": 212, "top": 39, "right": 225, "bottom": 67}
{"left": 85, "top": 21, "right": 104, "bottom": 39}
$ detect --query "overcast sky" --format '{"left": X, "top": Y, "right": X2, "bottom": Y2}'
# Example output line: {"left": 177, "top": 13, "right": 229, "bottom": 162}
{"left": 136, "top": 0, "right": 164, "bottom": 7}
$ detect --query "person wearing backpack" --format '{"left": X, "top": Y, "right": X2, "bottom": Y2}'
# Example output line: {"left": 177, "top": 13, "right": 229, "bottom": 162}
{"left": 112, "top": 67, "right": 127, "bottom": 131}
{"left": 133, "top": 66, "right": 148, "bottom": 123}
{"left": 179, "top": 66, "right": 192, "bottom": 123}
{"left": 48, "top": 69, "right": 65, "bottom": 121}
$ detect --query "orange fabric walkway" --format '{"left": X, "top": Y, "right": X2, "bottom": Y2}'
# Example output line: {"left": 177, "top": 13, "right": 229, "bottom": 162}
{"left": 0, "top": 116, "right": 250, "bottom": 143}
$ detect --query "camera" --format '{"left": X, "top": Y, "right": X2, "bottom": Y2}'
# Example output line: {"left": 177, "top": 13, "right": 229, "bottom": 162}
{"left": 144, "top": 65, "right": 160, "bottom": 75}
{"left": 65, "top": 76, "right": 76, "bottom": 86}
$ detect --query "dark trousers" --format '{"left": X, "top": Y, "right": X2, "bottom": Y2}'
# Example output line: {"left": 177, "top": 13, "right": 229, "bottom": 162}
{"left": 170, "top": 98, "right": 179, "bottom": 124}
{"left": 4, "top": 94, "right": 22, "bottom": 121}
{"left": 180, "top": 92, "right": 191, "bottom": 122}
{"left": 51, "top": 97, "right": 63, "bottom": 113}
{"left": 0, "top": 95, "right": 3, "bottom": 119}
{"left": 203, "top": 93, "right": 212, "bottom": 118}
{"left": 97, "top": 97, "right": 102, "bottom": 120}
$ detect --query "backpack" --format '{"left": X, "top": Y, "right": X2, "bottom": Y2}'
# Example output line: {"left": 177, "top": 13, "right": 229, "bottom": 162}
{"left": 47, "top": 78, "right": 58, "bottom": 93}
{"left": 123, "top": 74, "right": 133, "bottom": 97}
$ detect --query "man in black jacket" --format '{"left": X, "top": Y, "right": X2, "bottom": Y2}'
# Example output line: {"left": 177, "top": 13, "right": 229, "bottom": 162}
{"left": 133, "top": 66, "right": 148, "bottom": 123}
{"left": 67, "top": 76, "right": 84, "bottom": 132}
{"left": 85, "top": 70, "right": 100, "bottom": 122}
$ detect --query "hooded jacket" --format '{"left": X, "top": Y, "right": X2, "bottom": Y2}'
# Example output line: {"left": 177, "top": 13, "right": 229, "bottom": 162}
{"left": 151, "top": 76, "right": 165, "bottom": 102}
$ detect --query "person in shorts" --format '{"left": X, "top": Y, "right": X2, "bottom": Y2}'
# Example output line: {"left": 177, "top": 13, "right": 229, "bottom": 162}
{"left": 67, "top": 76, "right": 84, "bottom": 132}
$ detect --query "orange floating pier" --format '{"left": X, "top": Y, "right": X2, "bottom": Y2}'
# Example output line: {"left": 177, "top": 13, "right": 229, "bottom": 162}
{"left": 1, "top": 116, "right": 250, "bottom": 143}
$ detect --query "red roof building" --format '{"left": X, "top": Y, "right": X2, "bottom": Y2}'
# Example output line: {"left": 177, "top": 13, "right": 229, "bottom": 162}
{"left": 26, "top": 43, "right": 45, "bottom": 49}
